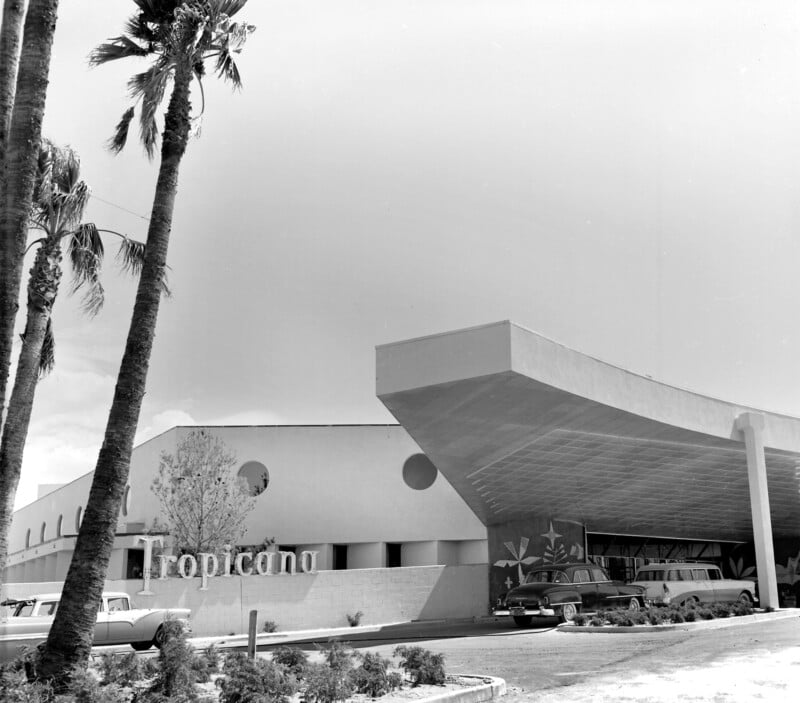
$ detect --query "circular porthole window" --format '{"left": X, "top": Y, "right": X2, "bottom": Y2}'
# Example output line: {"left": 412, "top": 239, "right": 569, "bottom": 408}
{"left": 238, "top": 461, "right": 270, "bottom": 496}
{"left": 402, "top": 453, "right": 438, "bottom": 490}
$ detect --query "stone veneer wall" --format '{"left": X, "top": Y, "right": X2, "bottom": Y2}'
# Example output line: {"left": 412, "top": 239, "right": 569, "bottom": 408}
{"left": 3, "top": 564, "right": 488, "bottom": 637}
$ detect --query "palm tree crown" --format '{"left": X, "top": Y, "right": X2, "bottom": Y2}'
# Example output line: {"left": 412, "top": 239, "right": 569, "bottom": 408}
{"left": 91, "top": 0, "right": 254, "bottom": 157}
{"left": 26, "top": 139, "right": 148, "bottom": 372}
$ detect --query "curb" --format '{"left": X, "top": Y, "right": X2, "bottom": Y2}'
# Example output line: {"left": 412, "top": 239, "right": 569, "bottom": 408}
{"left": 417, "top": 676, "right": 506, "bottom": 703}
{"left": 558, "top": 609, "right": 799, "bottom": 633}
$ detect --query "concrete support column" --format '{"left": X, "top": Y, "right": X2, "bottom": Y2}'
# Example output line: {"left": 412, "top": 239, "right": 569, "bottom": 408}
{"left": 735, "top": 412, "right": 779, "bottom": 609}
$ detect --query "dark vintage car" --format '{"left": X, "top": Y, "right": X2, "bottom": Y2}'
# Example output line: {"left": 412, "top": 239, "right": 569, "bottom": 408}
{"left": 493, "top": 562, "right": 647, "bottom": 626}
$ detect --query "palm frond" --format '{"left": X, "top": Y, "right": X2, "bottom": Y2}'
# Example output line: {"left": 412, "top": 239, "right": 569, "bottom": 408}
{"left": 213, "top": 46, "right": 242, "bottom": 88}
{"left": 68, "top": 223, "right": 106, "bottom": 316}
{"left": 115, "top": 237, "right": 172, "bottom": 298}
{"left": 217, "top": 0, "right": 250, "bottom": 18}
{"left": 124, "top": 12, "right": 159, "bottom": 44}
{"left": 108, "top": 106, "right": 136, "bottom": 153}
{"left": 128, "top": 62, "right": 171, "bottom": 158}
{"left": 39, "top": 318, "right": 55, "bottom": 377}
{"left": 160, "top": 267, "right": 172, "bottom": 298}
{"left": 32, "top": 141, "right": 55, "bottom": 209}
{"left": 116, "top": 236, "right": 146, "bottom": 277}
{"left": 90, "top": 35, "right": 151, "bottom": 66}
{"left": 69, "top": 222, "right": 105, "bottom": 268}
{"left": 59, "top": 180, "right": 91, "bottom": 230}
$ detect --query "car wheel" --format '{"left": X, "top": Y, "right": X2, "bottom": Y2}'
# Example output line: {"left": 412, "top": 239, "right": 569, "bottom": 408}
{"left": 560, "top": 603, "right": 577, "bottom": 623}
{"left": 153, "top": 625, "right": 167, "bottom": 649}
{"left": 131, "top": 641, "right": 152, "bottom": 651}
{"left": 681, "top": 596, "right": 698, "bottom": 607}
{"left": 628, "top": 597, "right": 640, "bottom": 612}
{"left": 738, "top": 591, "right": 753, "bottom": 606}
{"left": 513, "top": 615, "right": 533, "bottom": 627}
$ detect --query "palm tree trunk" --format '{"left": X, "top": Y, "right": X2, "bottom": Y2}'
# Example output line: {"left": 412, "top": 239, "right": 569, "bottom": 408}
{"left": 0, "top": 237, "right": 61, "bottom": 592}
{"left": 37, "top": 61, "right": 194, "bottom": 684}
{"left": 0, "top": 0, "right": 58, "bottom": 447}
{"left": 0, "top": 0, "right": 26, "bottom": 167}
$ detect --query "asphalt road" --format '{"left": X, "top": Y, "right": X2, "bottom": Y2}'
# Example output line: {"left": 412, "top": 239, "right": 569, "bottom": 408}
{"left": 255, "top": 614, "right": 800, "bottom": 699}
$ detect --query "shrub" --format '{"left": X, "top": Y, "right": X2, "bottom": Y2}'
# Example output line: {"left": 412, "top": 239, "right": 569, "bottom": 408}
{"left": 571, "top": 613, "right": 589, "bottom": 626}
{"left": 589, "top": 615, "right": 605, "bottom": 627}
{"left": 301, "top": 662, "right": 354, "bottom": 703}
{"left": 263, "top": 620, "right": 279, "bottom": 633}
{"left": 710, "top": 602, "right": 732, "bottom": 619}
{"left": 393, "top": 646, "right": 445, "bottom": 686}
{"left": 146, "top": 619, "right": 199, "bottom": 701}
{"left": 97, "top": 651, "right": 146, "bottom": 688}
{"left": 320, "top": 641, "right": 354, "bottom": 673}
{"left": 272, "top": 646, "right": 309, "bottom": 677}
{"left": 0, "top": 663, "right": 52, "bottom": 703}
{"left": 62, "top": 667, "right": 129, "bottom": 703}
{"left": 346, "top": 611, "right": 363, "bottom": 627}
{"left": 351, "top": 652, "right": 403, "bottom": 698}
{"left": 201, "top": 644, "right": 221, "bottom": 674}
{"left": 218, "top": 653, "right": 298, "bottom": 703}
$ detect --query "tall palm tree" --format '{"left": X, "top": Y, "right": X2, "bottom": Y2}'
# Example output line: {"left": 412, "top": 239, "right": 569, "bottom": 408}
{"left": 0, "top": 0, "right": 26, "bottom": 167}
{"left": 0, "top": 139, "right": 149, "bottom": 595}
{"left": 37, "top": 0, "right": 253, "bottom": 682}
{"left": 0, "top": 0, "right": 59, "bottom": 459}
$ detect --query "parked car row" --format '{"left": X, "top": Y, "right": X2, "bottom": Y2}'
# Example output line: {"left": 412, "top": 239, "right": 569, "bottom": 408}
{"left": 0, "top": 591, "right": 191, "bottom": 664}
{"left": 493, "top": 561, "right": 758, "bottom": 627}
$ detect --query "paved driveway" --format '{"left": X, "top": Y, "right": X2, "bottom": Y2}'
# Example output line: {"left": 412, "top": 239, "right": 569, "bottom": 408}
{"left": 352, "top": 614, "right": 800, "bottom": 701}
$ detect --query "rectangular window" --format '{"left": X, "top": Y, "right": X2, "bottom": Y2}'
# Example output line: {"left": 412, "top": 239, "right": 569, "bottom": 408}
{"left": 107, "top": 596, "right": 130, "bottom": 612}
{"left": 333, "top": 544, "right": 348, "bottom": 570}
{"left": 573, "top": 569, "right": 591, "bottom": 583}
{"left": 708, "top": 568, "right": 722, "bottom": 580}
{"left": 692, "top": 569, "right": 708, "bottom": 580}
{"left": 386, "top": 543, "right": 402, "bottom": 568}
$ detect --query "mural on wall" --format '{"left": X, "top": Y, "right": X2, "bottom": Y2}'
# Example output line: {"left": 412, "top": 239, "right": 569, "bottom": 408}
{"left": 488, "top": 517, "right": 585, "bottom": 603}
{"left": 728, "top": 539, "right": 800, "bottom": 604}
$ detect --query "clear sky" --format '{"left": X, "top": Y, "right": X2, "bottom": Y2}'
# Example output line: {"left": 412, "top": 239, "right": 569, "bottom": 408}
{"left": 11, "top": 0, "right": 800, "bottom": 507}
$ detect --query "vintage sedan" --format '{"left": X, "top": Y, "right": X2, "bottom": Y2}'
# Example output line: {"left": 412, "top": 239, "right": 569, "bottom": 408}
{"left": 0, "top": 591, "right": 190, "bottom": 663}
{"left": 630, "top": 562, "right": 758, "bottom": 607}
{"left": 494, "top": 562, "right": 647, "bottom": 626}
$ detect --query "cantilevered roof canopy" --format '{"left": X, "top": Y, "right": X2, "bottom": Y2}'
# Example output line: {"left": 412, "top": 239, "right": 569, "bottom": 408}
{"left": 377, "top": 321, "right": 800, "bottom": 542}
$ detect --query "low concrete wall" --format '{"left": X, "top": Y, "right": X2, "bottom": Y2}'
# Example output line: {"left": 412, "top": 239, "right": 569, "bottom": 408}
{"left": 4, "top": 564, "right": 488, "bottom": 638}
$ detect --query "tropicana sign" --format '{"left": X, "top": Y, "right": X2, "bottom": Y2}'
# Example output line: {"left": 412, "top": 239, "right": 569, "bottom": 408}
{"left": 136, "top": 535, "right": 319, "bottom": 593}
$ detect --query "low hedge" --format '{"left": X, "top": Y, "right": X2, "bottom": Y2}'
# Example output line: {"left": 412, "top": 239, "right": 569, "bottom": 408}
{"left": 571, "top": 599, "right": 754, "bottom": 627}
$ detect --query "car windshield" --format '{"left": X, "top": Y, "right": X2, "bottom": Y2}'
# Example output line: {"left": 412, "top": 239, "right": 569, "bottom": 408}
{"left": 524, "top": 570, "right": 570, "bottom": 584}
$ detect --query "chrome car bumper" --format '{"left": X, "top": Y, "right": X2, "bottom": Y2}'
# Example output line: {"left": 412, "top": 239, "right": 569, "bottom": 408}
{"left": 492, "top": 607, "right": 556, "bottom": 617}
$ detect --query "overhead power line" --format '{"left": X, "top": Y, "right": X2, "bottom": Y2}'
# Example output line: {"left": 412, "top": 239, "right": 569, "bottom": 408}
{"left": 91, "top": 194, "right": 150, "bottom": 222}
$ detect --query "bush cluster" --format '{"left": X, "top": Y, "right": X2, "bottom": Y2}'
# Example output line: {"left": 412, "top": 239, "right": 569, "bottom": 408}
{"left": 393, "top": 645, "right": 446, "bottom": 686}
{"left": 570, "top": 599, "right": 755, "bottom": 627}
{"left": 0, "top": 630, "right": 446, "bottom": 703}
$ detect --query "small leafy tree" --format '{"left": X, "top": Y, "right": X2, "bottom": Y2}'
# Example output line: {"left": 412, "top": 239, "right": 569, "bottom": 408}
{"left": 152, "top": 429, "right": 255, "bottom": 555}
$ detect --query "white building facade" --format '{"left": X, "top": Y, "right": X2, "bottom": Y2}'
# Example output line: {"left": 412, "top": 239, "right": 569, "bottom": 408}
{"left": 6, "top": 424, "right": 488, "bottom": 585}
